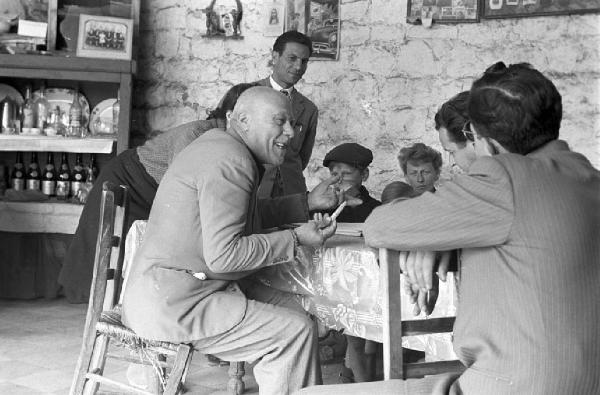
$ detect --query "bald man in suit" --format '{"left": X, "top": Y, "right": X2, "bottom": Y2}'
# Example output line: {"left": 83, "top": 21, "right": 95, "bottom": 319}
{"left": 300, "top": 64, "right": 600, "bottom": 394}
{"left": 123, "top": 87, "right": 338, "bottom": 395}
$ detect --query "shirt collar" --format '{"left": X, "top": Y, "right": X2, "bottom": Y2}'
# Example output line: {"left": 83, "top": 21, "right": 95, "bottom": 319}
{"left": 269, "top": 76, "right": 294, "bottom": 95}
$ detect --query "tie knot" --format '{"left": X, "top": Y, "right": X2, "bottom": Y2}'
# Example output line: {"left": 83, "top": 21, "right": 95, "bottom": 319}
{"left": 280, "top": 89, "right": 290, "bottom": 97}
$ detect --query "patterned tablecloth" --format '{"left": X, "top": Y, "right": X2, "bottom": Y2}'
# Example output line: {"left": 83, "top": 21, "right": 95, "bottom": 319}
{"left": 124, "top": 221, "right": 458, "bottom": 361}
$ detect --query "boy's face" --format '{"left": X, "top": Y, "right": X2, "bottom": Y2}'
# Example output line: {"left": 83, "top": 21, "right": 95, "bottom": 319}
{"left": 328, "top": 161, "right": 367, "bottom": 197}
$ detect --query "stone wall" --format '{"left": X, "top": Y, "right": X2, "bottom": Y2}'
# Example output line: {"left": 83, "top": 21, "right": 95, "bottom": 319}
{"left": 134, "top": 0, "right": 600, "bottom": 196}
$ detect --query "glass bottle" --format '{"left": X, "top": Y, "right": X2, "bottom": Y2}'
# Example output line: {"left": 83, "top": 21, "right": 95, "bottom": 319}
{"left": 0, "top": 161, "right": 6, "bottom": 196}
{"left": 56, "top": 152, "right": 70, "bottom": 200}
{"left": 70, "top": 153, "right": 86, "bottom": 197}
{"left": 26, "top": 152, "right": 41, "bottom": 190}
{"left": 21, "top": 85, "right": 35, "bottom": 130}
{"left": 49, "top": 105, "right": 66, "bottom": 136}
{"left": 112, "top": 90, "right": 120, "bottom": 134}
{"left": 68, "top": 89, "right": 83, "bottom": 138}
{"left": 89, "top": 153, "right": 99, "bottom": 180}
{"left": 41, "top": 152, "right": 56, "bottom": 197}
{"left": 10, "top": 152, "right": 25, "bottom": 191}
{"left": 34, "top": 82, "right": 50, "bottom": 132}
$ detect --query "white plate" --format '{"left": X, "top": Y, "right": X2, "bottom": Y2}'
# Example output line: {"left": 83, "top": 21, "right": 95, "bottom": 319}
{"left": 89, "top": 98, "right": 117, "bottom": 136}
{"left": 33, "top": 88, "right": 90, "bottom": 129}
{"left": 0, "top": 83, "right": 24, "bottom": 106}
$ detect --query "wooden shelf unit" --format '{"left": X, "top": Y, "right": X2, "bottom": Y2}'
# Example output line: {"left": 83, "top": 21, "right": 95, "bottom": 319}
{"left": 0, "top": 53, "right": 135, "bottom": 154}
{"left": 0, "top": 53, "right": 136, "bottom": 234}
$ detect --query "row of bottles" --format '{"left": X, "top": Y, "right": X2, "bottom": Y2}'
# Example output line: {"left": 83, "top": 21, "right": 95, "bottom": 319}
{"left": 10, "top": 152, "right": 98, "bottom": 199}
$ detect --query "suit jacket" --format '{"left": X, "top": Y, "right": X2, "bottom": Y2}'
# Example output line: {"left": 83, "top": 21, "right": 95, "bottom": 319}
{"left": 122, "top": 128, "right": 309, "bottom": 342}
{"left": 364, "top": 140, "right": 600, "bottom": 394}
{"left": 253, "top": 77, "right": 319, "bottom": 197}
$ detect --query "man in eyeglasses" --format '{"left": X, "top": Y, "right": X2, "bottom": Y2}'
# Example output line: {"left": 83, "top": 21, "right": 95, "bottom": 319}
{"left": 302, "top": 63, "right": 600, "bottom": 394}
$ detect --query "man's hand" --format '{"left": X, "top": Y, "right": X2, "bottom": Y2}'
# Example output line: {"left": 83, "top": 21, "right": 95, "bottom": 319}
{"left": 294, "top": 213, "right": 337, "bottom": 247}
{"left": 307, "top": 175, "right": 341, "bottom": 211}
{"left": 399, "top": 250, "right": 451, "bottom": 291}
{"left": 399, "top": 250, "right": 451, "bottom": 316}
{"left": 404, "top": 276, "right": 439, "bottom": 316}
{"left": 307, "top": 175, "right": 364, "bottom": 211}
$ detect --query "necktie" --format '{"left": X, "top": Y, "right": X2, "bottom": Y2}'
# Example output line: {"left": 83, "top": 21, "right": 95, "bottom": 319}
{"left": 280, "top": 89, "right": 291, "bottom": 98}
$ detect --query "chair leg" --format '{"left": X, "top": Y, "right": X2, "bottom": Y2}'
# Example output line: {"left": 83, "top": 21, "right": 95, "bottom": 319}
{"left": 164, "top": 344, "right": 193, "bottom": 395}
{"left": 82, "top": 334, "right": 110, "bottom": 395}
{"left": 70, "top": 330, "right": 99, "bottom": 395}
{"left": 149, "top": 354, "right": 167, "bottom": 394}
{"left": 227, "top": 362, "right": 245, "bottom": 395}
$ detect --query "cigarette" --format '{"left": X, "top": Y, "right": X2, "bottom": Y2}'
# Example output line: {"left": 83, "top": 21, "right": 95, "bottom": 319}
{"left": 330, "top": 201, "right": 347, "bottom": 222}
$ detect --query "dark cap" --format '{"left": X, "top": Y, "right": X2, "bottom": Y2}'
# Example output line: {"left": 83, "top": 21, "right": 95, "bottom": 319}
{"left": 323, "top": 143, "right": 374, "bottom": 169}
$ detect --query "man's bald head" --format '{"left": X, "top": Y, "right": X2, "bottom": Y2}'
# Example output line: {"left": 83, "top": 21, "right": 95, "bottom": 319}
{"left": 232, "top": 86, "right": 288, "bottom": 120}
{"left": 230, "top": 86, "right": 295, "bottom": 166}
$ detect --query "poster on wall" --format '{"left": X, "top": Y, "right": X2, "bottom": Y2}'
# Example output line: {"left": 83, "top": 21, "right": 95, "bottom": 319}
{"left": 482, "top": 0, "right": 600, "bottom": 19}
{"left": 407, "top": 0, "right": 481, "bottom": 24}
{"left": 285, "top": 0, "right": 340, "bottom": 60}
{"left": 264, "top": 0, "right": 285, "bottom": 36}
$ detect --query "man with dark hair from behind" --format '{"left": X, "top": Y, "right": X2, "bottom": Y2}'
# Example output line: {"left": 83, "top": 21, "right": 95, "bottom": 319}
{"left": 254, "top": 31, "right": 319, "bottom": 198}
{"left": 299, "top": 62, "right": 600, "bottom": 394}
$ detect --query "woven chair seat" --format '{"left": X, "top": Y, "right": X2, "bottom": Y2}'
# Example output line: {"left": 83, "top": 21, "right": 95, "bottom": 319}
{"left": 97, "top": 305, "right": 181, "bottom": 353}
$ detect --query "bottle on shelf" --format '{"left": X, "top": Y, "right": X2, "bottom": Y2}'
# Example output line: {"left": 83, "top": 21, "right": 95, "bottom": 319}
{"left": 67, "top": 88, "right": 83, "bottom": 138}
{"left": 56, "top": 152, "right": 70, "bottom": 200}
{"left": 10, "top": 152, "right": 25, "bottom": 191}
{"left": 0, "top": 161, "right": 6, "bottom": 195}
{"left": 26, "top": 152, "right": 41, "bottom": 191}
{"left": 89, "top": 153, "right": 99, "bottom": 180}
{"left": 34, "top": 82, "right": 50, "bottom": 133}
{"left": 48, "top": 105, "right": 66, "bottom": 136}
{"left": 70, "top": 153, "right": 86, "bottom": 197}
{"left": 41, "top": 152, "right": 57, "bottom": 197}
{"left": 21, "top": 85, "right": 36, "bottom": 131}
{"left": 112, "top": 90, "right": 120, "bottom": 134}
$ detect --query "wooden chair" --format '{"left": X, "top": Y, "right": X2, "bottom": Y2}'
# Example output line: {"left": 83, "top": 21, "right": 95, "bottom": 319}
{"left": 69, "top": 181, "right": 194, "bottom": 395}
{"left": 379, "top": 248, "right": 466, "bottom": 380}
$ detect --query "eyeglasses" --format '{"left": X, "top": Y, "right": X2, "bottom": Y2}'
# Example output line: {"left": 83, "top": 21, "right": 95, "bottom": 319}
{"left": 461, "top": 121, "right": 475, "bottom": 142}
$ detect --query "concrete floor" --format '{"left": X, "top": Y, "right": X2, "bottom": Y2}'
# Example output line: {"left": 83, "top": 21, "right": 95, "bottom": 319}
{"left": 0, "top": 297, "right": 344, "bottom": 394}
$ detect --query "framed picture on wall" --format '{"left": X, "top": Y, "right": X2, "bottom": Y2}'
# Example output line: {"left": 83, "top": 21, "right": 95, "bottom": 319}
{"left": 482, "top": 0, "right": 600, "bottom": 19}
{"left": 76, "top": 14, "right": 133, "bottom": 60}
{"left": 407, "top": 0, "right": 481, "bottom": 25}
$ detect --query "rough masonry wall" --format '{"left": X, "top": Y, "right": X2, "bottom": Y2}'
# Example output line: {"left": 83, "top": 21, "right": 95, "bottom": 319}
{"left": 135, "top": 0, "right": 600, "bottom": 196}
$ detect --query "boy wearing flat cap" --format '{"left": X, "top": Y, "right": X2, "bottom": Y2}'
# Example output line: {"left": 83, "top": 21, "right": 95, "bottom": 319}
{"left": 321, "top": 142, "right": 382, "bottom": 383}
{"left": 322, "top": 143, "right": 381, "bottom": 222}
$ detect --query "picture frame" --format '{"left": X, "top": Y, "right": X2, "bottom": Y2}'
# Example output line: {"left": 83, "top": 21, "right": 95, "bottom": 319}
{"left": 76, "top": 14, "right": 133, "bottom": 60}
{"left": 305, "top": 0, "right": 340, "bottom": 61}
{"left": 482, "top": 0, "right": 600, "bottom": 19}
{"left": 407, "top": 0, "right": 482, "bottom": 25}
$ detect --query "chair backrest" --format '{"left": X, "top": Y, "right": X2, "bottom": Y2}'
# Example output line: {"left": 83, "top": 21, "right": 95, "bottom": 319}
{"left": 379, "top": 248, "right": 465, "bottom": 380}
{"left": 87, "top": 181, "right": 129, "bottom": 315}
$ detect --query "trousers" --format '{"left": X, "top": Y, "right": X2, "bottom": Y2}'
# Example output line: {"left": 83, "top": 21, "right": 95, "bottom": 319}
{"left": 193, "top": 279, "right": 322, "bottom": 395}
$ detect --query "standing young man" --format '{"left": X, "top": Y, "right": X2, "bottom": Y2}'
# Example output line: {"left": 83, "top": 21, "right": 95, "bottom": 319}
{"left": 254, "top": 31, "right": 319, "bottom": 198}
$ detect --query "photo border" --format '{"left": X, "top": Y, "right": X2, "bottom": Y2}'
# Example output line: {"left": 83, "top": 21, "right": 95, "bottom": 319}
{"left": 76, "top": 14, "right": 133, "bottom": 60}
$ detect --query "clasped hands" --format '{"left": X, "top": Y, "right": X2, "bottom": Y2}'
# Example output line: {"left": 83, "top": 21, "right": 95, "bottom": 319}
{"left": 399, "top": 250, "right": 452, "bottom": 316}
